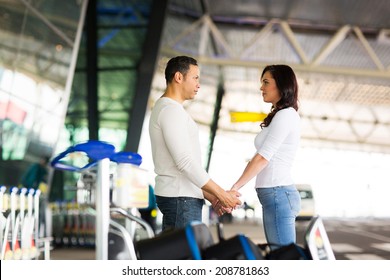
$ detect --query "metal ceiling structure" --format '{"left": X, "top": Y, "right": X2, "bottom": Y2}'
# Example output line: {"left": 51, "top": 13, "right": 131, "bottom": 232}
{"left": 151, "top": 0, "right": 390, "bottom": 156}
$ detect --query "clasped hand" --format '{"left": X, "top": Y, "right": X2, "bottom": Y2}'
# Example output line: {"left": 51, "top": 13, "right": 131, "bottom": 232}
{"left": 212, "top": 190, "right": 241, "bottom": 216}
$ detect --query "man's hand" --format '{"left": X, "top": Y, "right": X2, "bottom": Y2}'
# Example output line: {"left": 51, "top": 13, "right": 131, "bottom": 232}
{"left": 212, "top": 200, "right": 232, "bottom": 216}
{"left": 216, "top": 189, "right": 241, "bottom": 210}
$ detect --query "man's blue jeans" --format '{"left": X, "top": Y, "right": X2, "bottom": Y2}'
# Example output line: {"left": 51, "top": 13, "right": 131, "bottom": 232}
{"left": 256, "top": 185, "right": 301, "bottom": 248}
{"left": 155, "top": 196, "right": 204, "bottom": 231}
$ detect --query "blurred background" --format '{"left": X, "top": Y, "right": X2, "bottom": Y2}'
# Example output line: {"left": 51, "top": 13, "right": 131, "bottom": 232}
{"left": 1, "top": 0, "right": 390, "bottom": 260}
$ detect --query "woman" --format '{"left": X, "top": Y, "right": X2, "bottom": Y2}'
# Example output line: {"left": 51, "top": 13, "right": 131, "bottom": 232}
{"left": 231, "top": 64, "right": 301, "bottom": 248}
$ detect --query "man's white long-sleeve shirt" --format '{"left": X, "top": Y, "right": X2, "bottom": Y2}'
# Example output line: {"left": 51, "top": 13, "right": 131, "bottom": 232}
{"left": 255, "top": 107, "right": 301, "bottom": 188}
{"left": 149, "top": 97, "right": 210, "bottom": 198}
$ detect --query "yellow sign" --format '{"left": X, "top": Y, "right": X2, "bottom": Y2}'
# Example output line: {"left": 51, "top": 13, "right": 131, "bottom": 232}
{"left": 230, "top": 111, "right": 267, "bottom": 123}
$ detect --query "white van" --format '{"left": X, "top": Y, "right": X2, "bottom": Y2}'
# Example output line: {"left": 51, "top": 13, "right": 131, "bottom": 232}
{"left": 296, "top": 184, "right": 316, "bottom": 220}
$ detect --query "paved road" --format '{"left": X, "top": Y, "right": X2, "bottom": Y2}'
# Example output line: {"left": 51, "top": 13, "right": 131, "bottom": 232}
{"left": 297, "top": 218, "right": 390, "bottom": 260}
{"left": 210, "top": 217, "right": 390, "bottom": 260}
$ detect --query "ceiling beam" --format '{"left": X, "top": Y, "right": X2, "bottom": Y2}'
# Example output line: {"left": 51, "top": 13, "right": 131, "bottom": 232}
{"left": 279, "top": 21, "right": 309, "bottom": 64}
{"left": 353, "top": 26, "right": 385, "bottom": 70}
{"left": 311, "top": 25, "right": 351, "bottom": 66}
{"left": 161, "top": 47, "right": 390, "bottom": 79}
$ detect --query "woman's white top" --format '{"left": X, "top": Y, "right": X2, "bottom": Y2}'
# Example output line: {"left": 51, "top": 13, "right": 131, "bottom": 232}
{"left": 149, "top": 97, "right": 209, "bottom": 198}
{"left": 255, "top": 107, "right": 301, "bottom": 188}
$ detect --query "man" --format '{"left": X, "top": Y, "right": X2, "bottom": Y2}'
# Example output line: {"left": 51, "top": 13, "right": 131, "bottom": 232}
{"left": 149, "top": 56, "right": 241, "bottom": 231}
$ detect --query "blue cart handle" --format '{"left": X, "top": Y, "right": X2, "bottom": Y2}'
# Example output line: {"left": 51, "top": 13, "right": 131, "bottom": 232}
{"left": 109, "top": 151, "right": 142, "bottom": 166}
{"left": 51, "top": 140, "right": 116, "bottom": 172}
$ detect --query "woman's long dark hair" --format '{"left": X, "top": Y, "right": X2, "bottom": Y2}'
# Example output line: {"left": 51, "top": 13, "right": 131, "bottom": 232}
{"left": 260, "top": 65, "right": 299, "bottom": 128}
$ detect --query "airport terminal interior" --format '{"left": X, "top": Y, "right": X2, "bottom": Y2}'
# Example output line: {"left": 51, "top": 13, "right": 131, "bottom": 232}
{"left": 1, "top": 0, "right": 390, "bottom": 261}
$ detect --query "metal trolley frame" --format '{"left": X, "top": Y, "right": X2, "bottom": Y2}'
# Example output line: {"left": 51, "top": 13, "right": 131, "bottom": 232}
{"left": 51, "top": 140, "right": 154, "bottom": 260}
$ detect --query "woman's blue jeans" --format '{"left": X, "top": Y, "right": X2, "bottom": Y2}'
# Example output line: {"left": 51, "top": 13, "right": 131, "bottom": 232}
{"left": 256, "top": 185, "right": 301, "bottom": 248}
{"left": 155, "top": 195, "right": 204, "bottom": 231}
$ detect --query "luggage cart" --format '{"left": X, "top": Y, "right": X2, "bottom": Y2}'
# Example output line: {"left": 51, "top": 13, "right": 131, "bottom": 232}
{"left": 51, "top": 140, "right": 154, "bottom": 260}
{"left": 0, "top": 186, "right": 42, "bottom": 260}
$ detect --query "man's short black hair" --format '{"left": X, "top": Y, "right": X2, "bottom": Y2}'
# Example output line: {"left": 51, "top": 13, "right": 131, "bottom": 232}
{"left": 164, "top": 56, "right": 198, "bottom": 84}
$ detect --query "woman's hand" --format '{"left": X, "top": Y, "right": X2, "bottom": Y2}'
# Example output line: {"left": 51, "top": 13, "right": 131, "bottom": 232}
{"left": 212, "top": 199, "right": 232, "bottom": 216}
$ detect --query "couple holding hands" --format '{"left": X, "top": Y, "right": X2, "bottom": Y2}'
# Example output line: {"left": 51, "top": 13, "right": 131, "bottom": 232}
{"left": 149, "top": 56, "right": 301, "bottom": 248}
